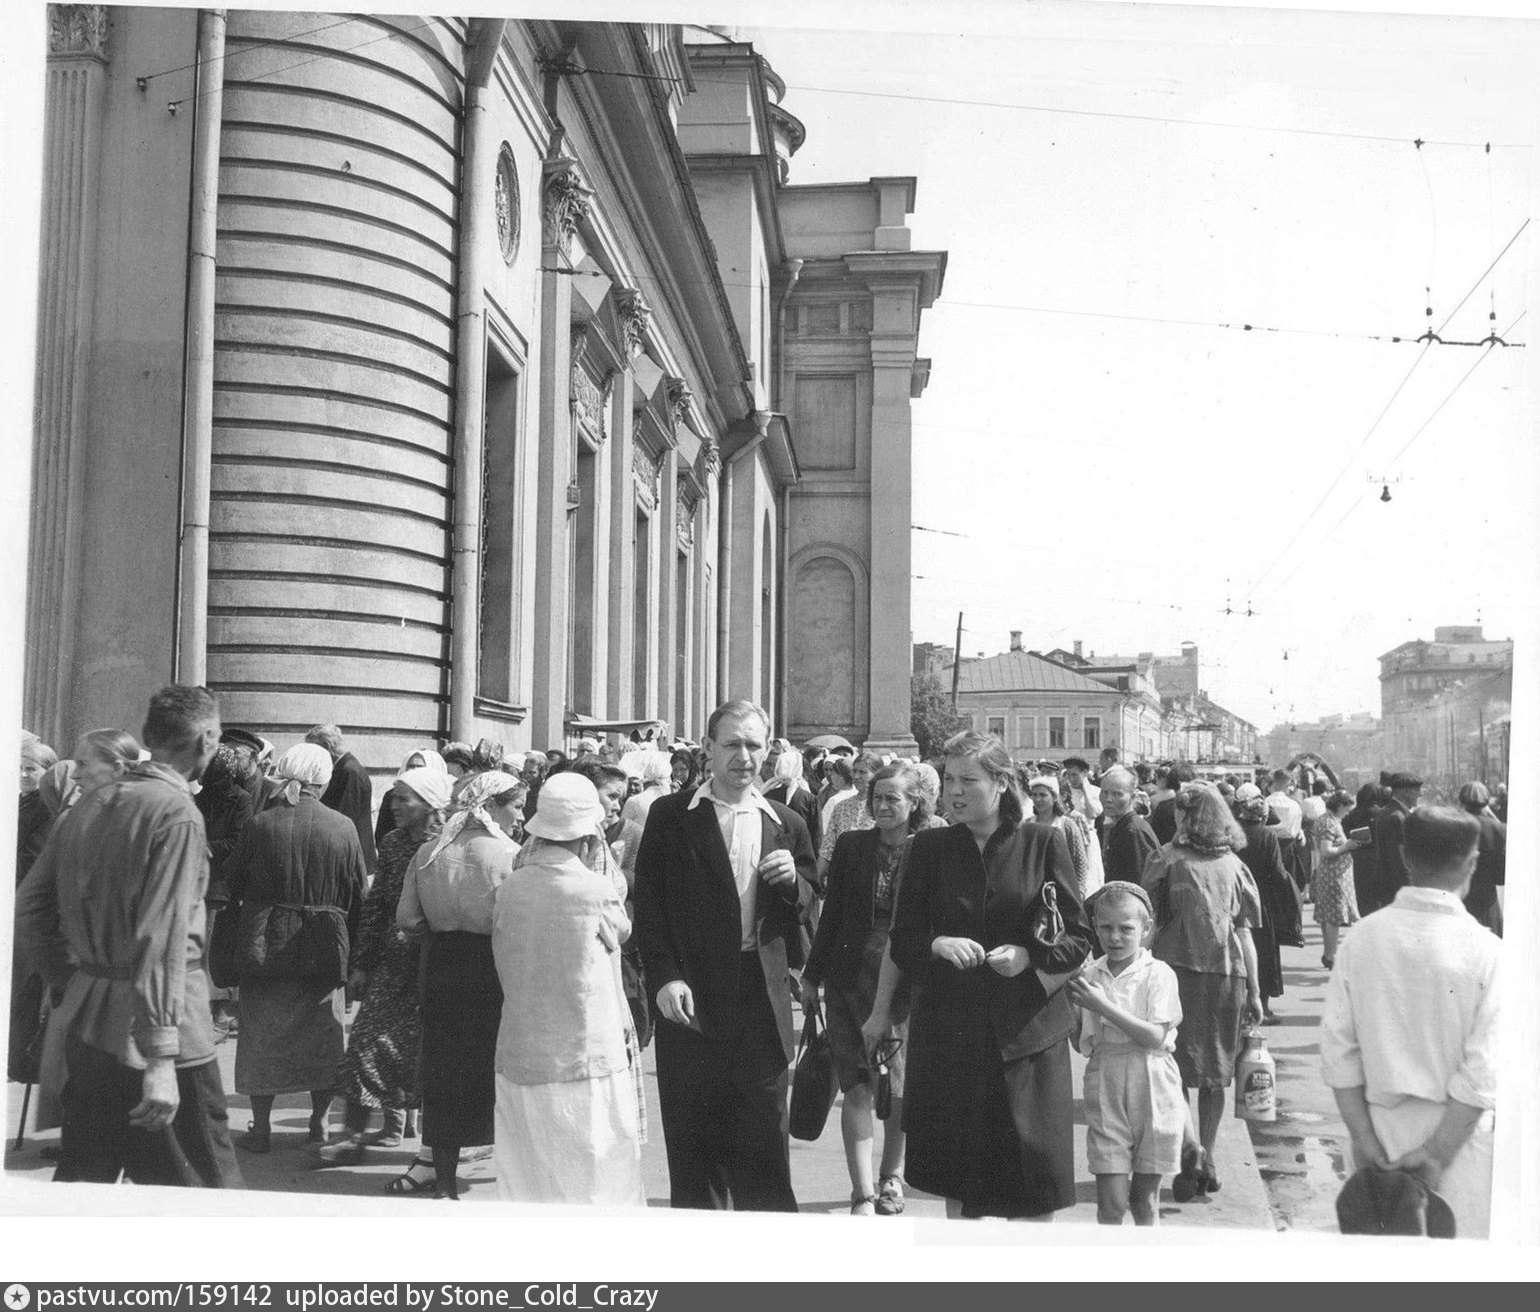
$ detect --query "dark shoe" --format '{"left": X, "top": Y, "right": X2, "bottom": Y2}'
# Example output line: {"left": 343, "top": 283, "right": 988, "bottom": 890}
{"left": 386, "top": 1159, "right": 436, "bottom": 1194}
{"left": 1198, "top": 1150, "right": 1221, "bottom": 1194}
{"left": 237, "top": 1127, "right": 271, "bottom": 1155}
{"left": 1172, "top": 1146, "right": 1203, "bottom": 1202}
{"left": 432, "top": 1179, "right": 460, "bottom": 1201}
{"left": 876, "top": 1175, "right": 905, "bottom": 1216}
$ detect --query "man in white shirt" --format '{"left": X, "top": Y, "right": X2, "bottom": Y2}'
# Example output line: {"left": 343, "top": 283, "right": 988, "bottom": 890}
{"left": 634, "top": 699, "right": 817, "bottom": 1210}
{"left": 1320, "top": 806, "right": 1499, "bottom": 1238}
{"left": 1266, "top": 769, "right": 1307, "bottom": 891}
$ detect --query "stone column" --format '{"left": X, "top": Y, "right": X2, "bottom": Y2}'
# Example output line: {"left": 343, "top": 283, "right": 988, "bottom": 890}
{"left": 865, "top": 283, "right": 920, "bottom": 755}
{"left": 530, "top": 158, "right": 589, "bottom": 746}
{"left": 655, "top": 447, "right": 679, "bottom": 734}
{"left": 25, "top": 4, "right": 110, "bottom": 743}
{"left": 605, "top": 357, "right": 637, "bottom": 720}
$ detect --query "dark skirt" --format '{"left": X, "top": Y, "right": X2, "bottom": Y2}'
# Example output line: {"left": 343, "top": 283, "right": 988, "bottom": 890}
{"left": 824, "top": 928, "right": 909, "bottom": 1095}
{"left": 420, "top": 930, "right": 502, "bottom": 1149}
{"left": 902, "top": 993, "right": 1076, "bottom": 1218}
{"left": 1252, "top": 921, "right": 1283, "bottom": 1002}
{"left": 1172, "top": 968, "right": 1246, "bottom": 1089}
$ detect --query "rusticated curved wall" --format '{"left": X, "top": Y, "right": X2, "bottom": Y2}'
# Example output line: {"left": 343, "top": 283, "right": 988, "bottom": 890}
{"left": 208, "top": 13, "right": 466, "bottom": 777}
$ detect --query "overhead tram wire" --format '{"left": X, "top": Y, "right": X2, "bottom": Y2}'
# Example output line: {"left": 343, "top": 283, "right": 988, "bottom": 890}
{"left": 166, "top": 16, "right": 447, "bottom": 112}
{"left": 136, "top": 13, "right": 365, "bottom": 86}
{"left": 781, "top": 82, "right": 1531, "bottom": 150}
{"left": 1239, "top": 217, "right": 1532, "bottom": 602}
{"left": 1214, "top": 307, "right": 1524, "bottom": 668}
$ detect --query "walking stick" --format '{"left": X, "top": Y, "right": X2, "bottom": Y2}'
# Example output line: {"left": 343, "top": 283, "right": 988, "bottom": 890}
{"left": 14, "top": 1081, "right": 33, "bottom": 1151}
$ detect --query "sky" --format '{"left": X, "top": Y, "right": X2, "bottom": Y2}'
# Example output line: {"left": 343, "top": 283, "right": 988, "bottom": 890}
{"left": 727, "top": 1, "right": 1540, "bottom": 732}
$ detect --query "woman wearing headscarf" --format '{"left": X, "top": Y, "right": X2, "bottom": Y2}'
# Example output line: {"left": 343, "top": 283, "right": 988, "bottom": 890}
{"left": 762, "top": 744, "right": 821, "bottom": 854}
{"left": 373, "top": 748, "right": 449, "bottom": 849}
{"left": 227, "top": 743, "right": 367, "bottom": 1154}
{"left": 396, "top": 769, "right": 525, "bottom": 1199}
{"left": 1144, "top": 781, "right": 1262, "bottom": 1198}
{"left": 491, "top": 773, "right": 643, "bottom": 1204}
{"left": 318, "top": 765, "right": 453, "bottom": 1171}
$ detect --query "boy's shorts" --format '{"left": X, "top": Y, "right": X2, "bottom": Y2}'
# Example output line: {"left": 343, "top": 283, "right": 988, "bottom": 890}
{"left": 1083, "top": 1045, "right": 1185, "bottom": 1176}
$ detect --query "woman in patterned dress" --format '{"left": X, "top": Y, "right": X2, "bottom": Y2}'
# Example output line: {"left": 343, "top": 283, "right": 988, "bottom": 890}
{"left": 1311, "top": 790, "right": 1365, "bottom": 968}
{"left": 316, "top": 765, "right": 451, "bottom": 1170}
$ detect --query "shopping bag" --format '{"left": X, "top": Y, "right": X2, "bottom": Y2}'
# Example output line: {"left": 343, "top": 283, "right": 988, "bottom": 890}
{"left": 788, "top": 1003, "right": 837, "bottom": 1141}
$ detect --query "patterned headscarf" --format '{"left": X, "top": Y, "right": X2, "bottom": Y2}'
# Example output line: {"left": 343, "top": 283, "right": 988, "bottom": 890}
{"left": 273, "top": 742, "right": 334, "bottom": 806}
{"left": 422, "top": 769, "right": 524, "bottom": 865}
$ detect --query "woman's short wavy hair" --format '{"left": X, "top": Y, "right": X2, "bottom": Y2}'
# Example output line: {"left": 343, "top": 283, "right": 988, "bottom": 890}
{"left": 1174, "top": 780, "right": 1247, "bottom": 854}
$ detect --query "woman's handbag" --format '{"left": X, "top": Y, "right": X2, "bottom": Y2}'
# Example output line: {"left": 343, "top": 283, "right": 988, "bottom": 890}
{"left": 788, "top": 1002, "right": 838, "bottom": 1141}
{"left": 207, "top": 901, "right": 243, "bottom": 989}
{"left": 237, "top": 902, "right": 350, "bottom": 984}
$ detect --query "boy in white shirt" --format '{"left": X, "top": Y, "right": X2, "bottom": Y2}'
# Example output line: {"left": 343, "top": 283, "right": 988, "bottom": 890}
{"left": 1320, "top": 806, "right": 1499, "bottom": 1238}
{"left": 1068, "top": 881, "right": 1186, "bottom": 1226}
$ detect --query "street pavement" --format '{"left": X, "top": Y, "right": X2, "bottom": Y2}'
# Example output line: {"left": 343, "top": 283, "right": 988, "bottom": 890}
{"left": 1244, "top": 918, "right": 1355, "bottom": 1233}
{"left": 6, "top": 994, "right": 1279, "bottom": 1232}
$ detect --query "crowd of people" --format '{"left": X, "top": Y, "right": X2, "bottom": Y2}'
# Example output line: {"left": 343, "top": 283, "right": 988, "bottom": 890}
{"left": 9, "top": 699, "right": 1503, "bottom": 1234}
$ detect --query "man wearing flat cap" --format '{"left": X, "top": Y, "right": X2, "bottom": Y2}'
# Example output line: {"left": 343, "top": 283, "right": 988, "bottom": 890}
{"left": 1363, "top": 772, "right": 1421, "bottom": 916}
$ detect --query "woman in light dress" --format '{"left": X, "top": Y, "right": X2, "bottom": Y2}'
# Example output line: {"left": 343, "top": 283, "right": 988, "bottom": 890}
{"left": 491, "top": 772, "right": 644, "bottom": 1205}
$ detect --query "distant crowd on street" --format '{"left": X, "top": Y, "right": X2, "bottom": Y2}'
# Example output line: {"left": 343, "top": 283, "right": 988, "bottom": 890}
{"left": 10, "top": 699, "right": 1503, "bottom": 1235}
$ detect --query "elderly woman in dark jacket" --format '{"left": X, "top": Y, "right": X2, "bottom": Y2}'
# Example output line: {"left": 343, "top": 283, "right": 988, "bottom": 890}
{"left": 1233, "top": 789, "right": 1298, "bottom": 1025}
{"left": 869, "top": 731, "right": 1094, "bottom": 1220}
{"left": 227, "top": 743, "right": 366, "bottom": 1153}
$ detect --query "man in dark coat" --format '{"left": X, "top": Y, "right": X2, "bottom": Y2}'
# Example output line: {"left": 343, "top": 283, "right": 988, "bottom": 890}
{"left": 1096, "top": 766, "right": 1161, "bottom": 883}
{"left": 307, "top": 724, "right": 377, "bottom": 871}
{"left": 633, "top": 699, "right": 816, "bottom": 1211}
{"left": 1364, "top": 772, "right": 1421, "bottom": 915}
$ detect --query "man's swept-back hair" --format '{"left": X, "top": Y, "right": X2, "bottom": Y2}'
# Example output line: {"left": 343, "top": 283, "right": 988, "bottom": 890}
{"left": 142, "top": 685, "right": 219, "bottom": 753}
{"left": 706, "top": 699, "right": 770, "bottom": 742}
{"left": 306, "top": 723, "right": 344, "bottom": 755}
{"left": 1403, "top": 806, "right": 1480, "bottom": 881}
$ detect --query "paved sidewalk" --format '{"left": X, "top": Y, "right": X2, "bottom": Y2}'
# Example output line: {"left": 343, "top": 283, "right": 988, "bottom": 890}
{"left": 6, "top": 1005, "right": 1273, "bottom": 1232}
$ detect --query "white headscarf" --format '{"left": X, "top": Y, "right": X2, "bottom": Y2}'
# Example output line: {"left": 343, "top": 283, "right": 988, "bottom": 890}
{"left": 771, "top": 749, "right": 807, "bottom": 796}
{"left": 396, "top": 765, "right": 453, "bottom": 813}
{"left": 422, "top": 769, "right": 523, "bottom": 865}
{"left": 273, "top": 742, "right": 333, "bottom": 806}
{"left": 398, "top": 748, "right": 448, "bottom": 780}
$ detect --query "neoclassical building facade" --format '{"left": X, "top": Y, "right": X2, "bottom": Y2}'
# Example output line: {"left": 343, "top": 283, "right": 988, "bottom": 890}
{"left": 23, "top": 9, "right": 946, "bottom": 789}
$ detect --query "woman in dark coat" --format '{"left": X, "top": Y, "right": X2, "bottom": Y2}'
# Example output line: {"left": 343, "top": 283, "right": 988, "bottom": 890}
{"left": 802, "top": 762, "right": 929, "bottom": 1215}
{"left": 228, "top": 744, "right": 367, "bottom": 1153}
{"left": 872, "top": 730, "right": 1094, "bottom": 1219}
{"left": 1234, "top": 790, "right": 1299, "bottom": 1025}
{"left": 1343, "top": 783, "right": 1388, "bottom": 917}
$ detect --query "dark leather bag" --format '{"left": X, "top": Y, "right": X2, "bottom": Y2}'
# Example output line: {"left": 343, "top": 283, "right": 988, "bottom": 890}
{"left": 788, "top": 1003, "right": 837, "bottom": 1141}
{"left": 237, "top": 901, "right": 349, "bottom": 985}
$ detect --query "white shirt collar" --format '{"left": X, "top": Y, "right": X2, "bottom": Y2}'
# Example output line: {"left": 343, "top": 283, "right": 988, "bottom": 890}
{"left": 1087, "top": 946, "right": 1154, "bottom": 982}
{"left": 687, "top": 780, "right": 780, "bottom": 821}
{"left": 1392, "top": 885, "right": 1469, "bottom": 915}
